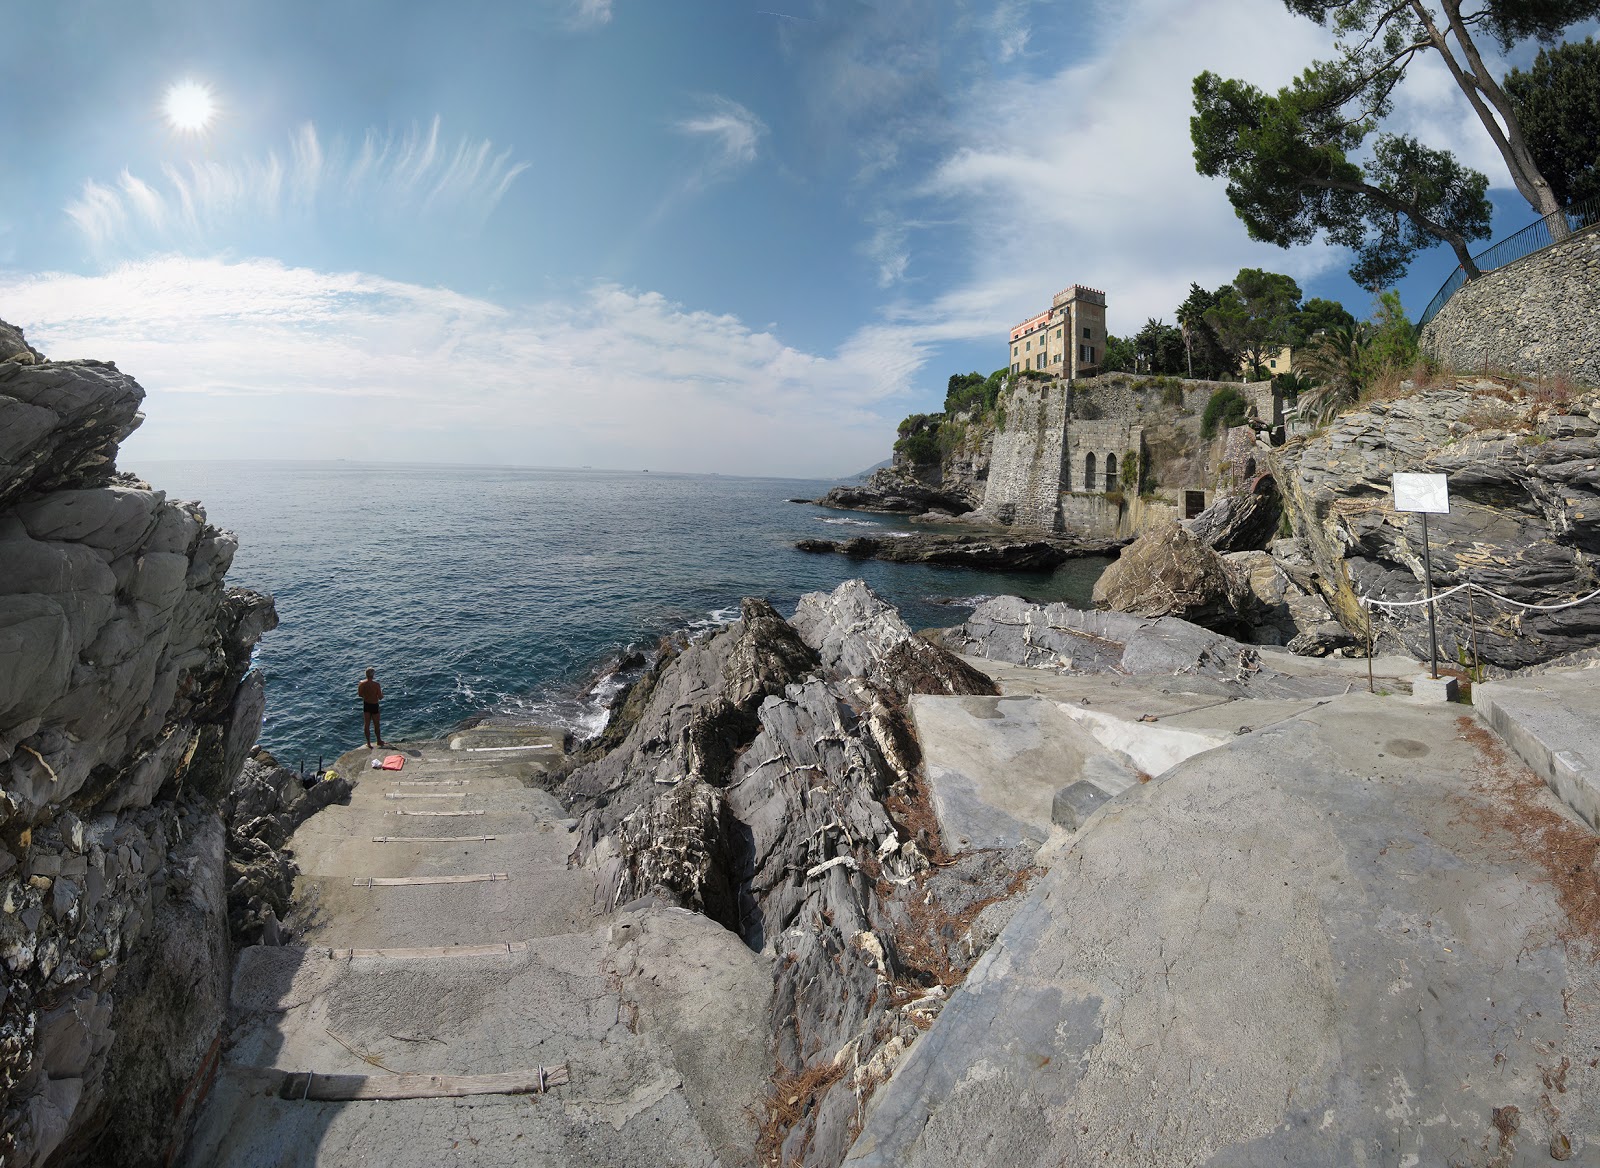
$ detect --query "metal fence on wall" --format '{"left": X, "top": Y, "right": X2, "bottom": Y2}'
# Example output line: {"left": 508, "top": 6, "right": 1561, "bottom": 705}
{"left": 1417, "top": 195, "right": 1600, "bottom": 329}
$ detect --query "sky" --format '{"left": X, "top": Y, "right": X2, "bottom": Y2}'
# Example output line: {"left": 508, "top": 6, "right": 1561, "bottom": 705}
{"left": 0, "top": 0, "right": 1585, "bottom": 477}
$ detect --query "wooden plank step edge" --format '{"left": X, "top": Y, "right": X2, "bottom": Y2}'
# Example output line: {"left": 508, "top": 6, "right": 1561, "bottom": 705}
{"left": 383, "top": 792, "right": 465, "bottom": 800}
{"left": 391, "top": 780, "right": 468, "bottom": 787}
{"left": 257, "top": 1065, "right": 570, "bottom": 1101}
{"left": 351, "top": 873, "right": 509, "bottom": 887}
{"left": 324, "top": 940, "right": 530, "bottom": 960}
{"left": 389, "top": 810, "right": 486, "bottom": 817}
{"left": 370, "top": 835, "right": 497, "bottom": 843}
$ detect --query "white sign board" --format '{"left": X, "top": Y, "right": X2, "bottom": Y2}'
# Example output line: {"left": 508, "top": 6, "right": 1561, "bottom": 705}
{"left": 1392, "top": 473, "right": 1450, "bottom": 514}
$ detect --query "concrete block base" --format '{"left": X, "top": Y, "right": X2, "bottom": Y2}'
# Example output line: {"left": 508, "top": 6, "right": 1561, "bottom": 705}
{"left": 1052, "top": 780, "right": 1111, "bottom": 831}
{"left": 1410, "top": 674, "right": 1460, "bottom": 703}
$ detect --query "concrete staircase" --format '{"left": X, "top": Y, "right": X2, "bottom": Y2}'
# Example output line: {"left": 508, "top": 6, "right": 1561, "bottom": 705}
{"left": 185, "top": 729, "right": 771, "bottom": 1167}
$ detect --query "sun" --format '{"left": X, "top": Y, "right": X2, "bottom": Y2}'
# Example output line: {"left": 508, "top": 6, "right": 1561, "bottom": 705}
{"left": 163, "top": 80, "right": 216, "bottom": 134}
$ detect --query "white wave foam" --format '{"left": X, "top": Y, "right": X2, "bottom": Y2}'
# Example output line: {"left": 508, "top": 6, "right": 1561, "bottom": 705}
{"left": 817, "top": 517, "right": 878, "bottom": 527}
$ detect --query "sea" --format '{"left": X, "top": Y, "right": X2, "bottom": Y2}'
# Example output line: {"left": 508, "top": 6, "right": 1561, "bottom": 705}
{"left": 140, "top": 461, "right": 1110, "bottom": 771}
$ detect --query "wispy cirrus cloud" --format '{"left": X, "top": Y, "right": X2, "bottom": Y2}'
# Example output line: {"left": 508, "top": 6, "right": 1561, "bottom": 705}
{"left": 674, "top": 96, "right": 768, "bottom": 183}
{"left": 0, "top": 256, "right": 919, "bottom": 477}
{"left": 66, "top": 118, "right": 530, "bottom": 252}
{"left": 569, "top": 0, "right": 614, "bottom": 28}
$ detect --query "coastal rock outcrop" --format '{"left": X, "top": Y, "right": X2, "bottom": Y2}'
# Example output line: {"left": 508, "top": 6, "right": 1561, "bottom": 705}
{"left": 814, "top": 468, "right": 971, "bottom": 516}
{"left": 795, "top": 531, "right": 1124, "bottom": 571}
{"left": 566, "top": 581, "right": 1036, "bottom": 1168}
{"left": 1090, "top": 519, "right": 1252, "bottom": 635}
{"left": 0, "top": 321, "right": 276, "bottom": 1167}
{"left": 1275, "top": 382, "right": 1600, "bottom": 668}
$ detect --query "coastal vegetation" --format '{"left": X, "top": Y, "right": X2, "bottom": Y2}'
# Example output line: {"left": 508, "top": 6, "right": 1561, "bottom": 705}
{"left": 1504, "top": 37, "right": 1600, "bottom": 207}
{"left": 1190, "top": 0, "right": 1600, "bottom": 285}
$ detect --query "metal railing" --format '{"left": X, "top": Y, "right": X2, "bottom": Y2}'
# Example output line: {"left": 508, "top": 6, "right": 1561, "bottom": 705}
{"left": 1417, "top": 195, "right": 1600, "bottom": 328}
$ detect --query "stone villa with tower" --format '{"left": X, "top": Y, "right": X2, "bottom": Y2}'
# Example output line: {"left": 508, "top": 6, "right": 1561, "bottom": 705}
{"left": 976, "top": 280, "right": 1274, "bottom": 537}
{"left": 1008, "top": 285, "right": 1108, "bottom": 379}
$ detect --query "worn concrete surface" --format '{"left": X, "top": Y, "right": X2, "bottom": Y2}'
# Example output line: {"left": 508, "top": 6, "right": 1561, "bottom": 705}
{"left": 186, "top": 730, "right": 773, "bottom": 1168}
{"left": 848, "top": 693, "right": 1600, "bottom": 1167}
{"left": 1476, "top": 667, "right": 1600, "bottom": 830}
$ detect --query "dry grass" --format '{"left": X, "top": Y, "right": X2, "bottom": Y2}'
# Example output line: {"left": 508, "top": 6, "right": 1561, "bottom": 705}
{"left": 1453, "top": 716, "right": 1600, "bottom": 947}
{"left": 755, "top": 1058, "right": 850, "bottom": 1167}
{"left": 889, "top": 862, "right": 1040, "bottom": 990}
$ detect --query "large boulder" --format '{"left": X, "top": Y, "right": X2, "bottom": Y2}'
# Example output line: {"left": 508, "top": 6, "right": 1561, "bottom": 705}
{"left": 1276, "top": 383, "right": 1600, "bottom": 668}
{"left": 1187, "top": 473, "right": 1282, "bottom": 552}
{"left": 1091, "top": 519, "right": 1252, "bottom": 636}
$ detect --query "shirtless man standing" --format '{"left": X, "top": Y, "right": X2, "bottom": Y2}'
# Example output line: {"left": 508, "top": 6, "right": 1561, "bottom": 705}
{"left": 358, "top": 668, "right": 387, "bottom": 748}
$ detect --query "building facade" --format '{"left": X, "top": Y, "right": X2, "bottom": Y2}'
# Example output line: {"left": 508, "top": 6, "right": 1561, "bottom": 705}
{"left": 1008, "top": 285, "right": 1108, "bottom": 379}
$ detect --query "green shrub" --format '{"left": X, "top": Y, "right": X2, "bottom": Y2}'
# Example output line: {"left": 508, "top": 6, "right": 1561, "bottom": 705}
{"left": 1201, "top": 387, "right": 1251, "bottom": 438}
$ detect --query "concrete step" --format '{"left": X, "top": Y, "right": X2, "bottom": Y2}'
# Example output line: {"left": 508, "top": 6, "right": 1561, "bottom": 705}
{"left": 292, "top": 866, "right": 597, "bottom": 949}
{"left": 289, "top": 823, "right": 579, "bottom": 882}
{"left": 1474, "top": 667, "right": 1600, "bottom": 829}
{"left": 224, "top": 931, "right": 617, "bottom": 1074}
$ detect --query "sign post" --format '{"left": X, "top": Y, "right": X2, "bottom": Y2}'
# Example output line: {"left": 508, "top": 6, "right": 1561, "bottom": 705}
{"left": 1391, "top": 473, "right": 1450, "bottom": 680}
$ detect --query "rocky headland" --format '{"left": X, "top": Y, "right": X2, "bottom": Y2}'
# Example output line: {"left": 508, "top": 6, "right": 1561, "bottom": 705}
{"left": 0, "top": 320, "right": 317, "bottom": 1166}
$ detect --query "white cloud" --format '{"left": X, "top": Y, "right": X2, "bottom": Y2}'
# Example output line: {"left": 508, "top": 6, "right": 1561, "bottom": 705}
{"left": 675, "top": 97, "right": 768, "bottom": 180}
{"left": 0, "top": 256, "right": 918, "bottom": 478}
{"left": 570, "top": 0, "right": 614, "bottom": 28}
{"left": 65, "top": 118, "right": 529, "bottom": 252}
{"left": 856, "top": 0, "right": 1349, "bottom": 346}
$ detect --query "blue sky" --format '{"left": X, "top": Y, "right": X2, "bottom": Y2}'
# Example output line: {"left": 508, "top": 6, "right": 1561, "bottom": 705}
{"left": 0, "top": 0, "right": 1581, "bottom": 476}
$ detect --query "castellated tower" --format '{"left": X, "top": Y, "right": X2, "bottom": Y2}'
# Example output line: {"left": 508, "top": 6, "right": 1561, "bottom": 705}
{"left": 1007, "top": 285, "right": 1108, "bottom": 379}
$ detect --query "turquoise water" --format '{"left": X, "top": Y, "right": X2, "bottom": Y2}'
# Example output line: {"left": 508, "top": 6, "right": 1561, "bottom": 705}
{"left": 140, "top": 461, "right": 1108, "bottom": 768}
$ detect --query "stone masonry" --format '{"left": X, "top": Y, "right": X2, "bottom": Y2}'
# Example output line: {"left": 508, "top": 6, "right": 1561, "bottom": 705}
{"left": 1421, "top": 225, "right": 1600, "bottom": 384}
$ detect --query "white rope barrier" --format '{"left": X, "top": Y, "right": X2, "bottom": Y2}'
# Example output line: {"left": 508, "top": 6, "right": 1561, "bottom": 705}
{"left": 1360, "top": 581, "right": 1600, "bottom": 614}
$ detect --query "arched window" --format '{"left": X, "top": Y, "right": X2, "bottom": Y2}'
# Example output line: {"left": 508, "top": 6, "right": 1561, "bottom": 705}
{"left": 1084, "top": 453, "right": 1096, "bottom": 492}
{"left": 1104, "top": 453, "right": 1117, "bottom": 492}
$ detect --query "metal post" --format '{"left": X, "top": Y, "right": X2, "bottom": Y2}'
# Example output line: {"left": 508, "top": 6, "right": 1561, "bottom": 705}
{"left": 1421, "top": 512, "right": 1439, "bottom": 679}
{"left": 1466, "top": 583, "right": 1482, "bottom": 683}
{"left": 1366, "top": 603, "right": 1375, "bottom": 694}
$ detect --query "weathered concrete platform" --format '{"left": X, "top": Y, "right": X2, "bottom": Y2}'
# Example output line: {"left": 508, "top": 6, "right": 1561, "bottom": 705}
{"left": 186, "top": 730, "right": 773, "bottom": 1168}
{"left": 848, "top": 692, "right": 1600, "bottom": 1166}
{"left": 1476, "top": 666, "right": 1600, "bottom": 829}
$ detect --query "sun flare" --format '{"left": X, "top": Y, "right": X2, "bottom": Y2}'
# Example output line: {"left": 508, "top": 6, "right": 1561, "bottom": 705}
{"left": 163, "top": 80, "right": 215, "bottom": 133}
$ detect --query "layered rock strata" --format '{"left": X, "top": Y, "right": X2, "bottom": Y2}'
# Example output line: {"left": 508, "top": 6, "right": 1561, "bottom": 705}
{"left": 1275, "top": 382, "right": 1600, "bottom": 668}
{"left": 795, "top": 531, "right": 1124, "bottom": 571}
{"left": 0, "top": 323, "right": 276, "bottom": 1167}
{"left": 564, "top": 581, "right": 1032, "bottom": 1168}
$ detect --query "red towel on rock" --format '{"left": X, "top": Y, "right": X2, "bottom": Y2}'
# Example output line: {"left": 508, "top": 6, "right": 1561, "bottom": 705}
{"left": 381, "top": 754, "right": 405, "bottom": 771}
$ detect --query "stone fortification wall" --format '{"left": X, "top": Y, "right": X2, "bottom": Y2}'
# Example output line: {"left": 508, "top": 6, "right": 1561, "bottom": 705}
{"left": 0, "top": 326, "right": 276, "bottom": 1167}
{"left": 1058, "top": 492, "right": 1179, "bottom": 540}
{"left": 1066, "top": 419, "right": 1143, "bottom": 494}
{"left": 1421, "top": 226, "right": 1600, "bottom": 384}
{"left": 978, "top": 379, "right": 1070, "bottom": 529}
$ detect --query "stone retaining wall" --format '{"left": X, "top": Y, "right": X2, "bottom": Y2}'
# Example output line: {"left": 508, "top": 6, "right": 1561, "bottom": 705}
{"left": 1421, "top": 225, "right": 1600, "bottom": 384}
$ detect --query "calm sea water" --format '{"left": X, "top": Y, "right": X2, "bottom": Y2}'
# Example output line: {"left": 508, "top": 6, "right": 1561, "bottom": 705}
{"left": 140, "top": 461, "right": 1109, "bottom": 768}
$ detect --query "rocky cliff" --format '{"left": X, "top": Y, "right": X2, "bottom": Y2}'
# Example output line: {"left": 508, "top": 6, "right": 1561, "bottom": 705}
{"left": 562, "top": 582, "right": 1034, "bottom": 1168}
{"left": 0, "top": 322, "right": 277, "bottom": 1166}
{"left": 1274, "top": 379, "right": 1600, "bottom": 669}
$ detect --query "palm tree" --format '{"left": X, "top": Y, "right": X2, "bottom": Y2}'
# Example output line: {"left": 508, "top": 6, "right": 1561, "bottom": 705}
{"left": 1298, "top": 325, "right": 1370, "bottom": 422}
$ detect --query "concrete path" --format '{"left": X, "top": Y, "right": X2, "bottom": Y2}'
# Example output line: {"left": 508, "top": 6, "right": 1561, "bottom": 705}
{"left": 187, "top": 729, "right": 773, "bottom": 1168}
{"left": 1476, "top": 666, "right": 1600, "bottom": 829}
{"left": 850, "top": 691, "right": 1600, "bottom": 1166}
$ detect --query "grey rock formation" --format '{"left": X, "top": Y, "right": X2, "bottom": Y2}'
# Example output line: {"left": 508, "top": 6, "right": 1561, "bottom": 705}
{"left": 1091, "top": 519, "right": 1251, "bottom": 635}
{"left": 1225, "top": 549, "right": 1354, "bottom": 655}
{"left": 0, "top": 325, "right": 276, "bottom": 1167}
{"left": 943, "top": 596, "right": 1357, "bottom": 700}
{"left": 222, "top": 755, "right": 353, "bottom": 945}
{"left": 1186, "top": 474, "right": 1281, "bottom": 552}
{"left": 795, "top": 531, "right": 1123, "bottom": 571}
{"left": 814, "top": 468, "right": 971, "bottom": 515}
{"left": 572, "top": 582, "right": 1035, "bottom": 1168}
{"left": 1275, "top": 383, "right": 1600, "bottom": 667}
